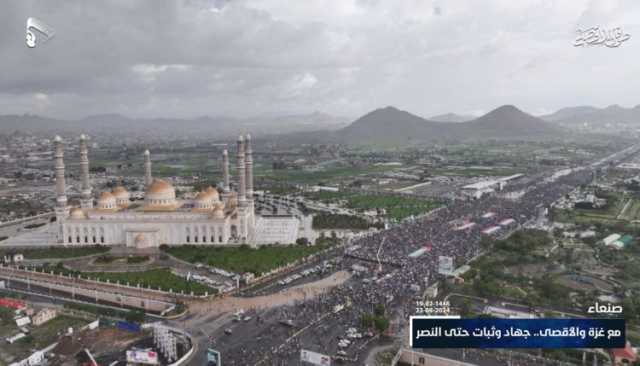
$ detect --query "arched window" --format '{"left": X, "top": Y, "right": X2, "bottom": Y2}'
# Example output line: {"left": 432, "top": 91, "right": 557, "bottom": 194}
{"left": 186, "top": 235, "right": 190, "bottom": 243}
{"left": 100, "top": 236, "right": 104, "bottom": 243}
{"left": 76, "top": 236, "right": 80, "bottom": 243}
{"left": 202, "top": 235, "right": 206, "bottom": 243}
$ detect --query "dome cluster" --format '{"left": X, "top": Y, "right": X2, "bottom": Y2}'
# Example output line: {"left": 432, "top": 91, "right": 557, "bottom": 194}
{"left": 193, "top": 187, "right": 220, "bottom": 210}
{"left": 95, "top": 186, "right": 130, "bottom": 211}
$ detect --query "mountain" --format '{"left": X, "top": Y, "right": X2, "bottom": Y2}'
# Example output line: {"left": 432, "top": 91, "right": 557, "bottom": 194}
{"left": 339, "top": 106, "right": 454, "bottom": 144}
{"left": 0, "top": 112, "right": 348, "bottom": 139}
{"left": 429, "top": 112, "right": 474, "bottom": 123}
{"left": 467, "top": 105, "right": 563, "bottom": 139}
{"left": 337, "top": 105, "right": 564, "bottom": 144}
{"left": 540, "top": 104, "right": 640, "bottom": 126}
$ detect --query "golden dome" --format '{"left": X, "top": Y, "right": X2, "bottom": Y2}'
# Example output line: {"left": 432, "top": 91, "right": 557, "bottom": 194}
{"left": 98, "top": 191, "right": 114, "bottom": 200}
{"left": 212, "top": 202, "right": 225, "bottom": 218}
{"left": 204, "top": 186, "right": 220, "bottom": 201}
{"left": 112, "top": 186, "right": 130, "bottom": 208}
{"left": 144, "top": 179, "right": 177, "bottom": 211}
{"left": 147, "top": 179, "right": 174, "bottom": 195}
{"left": 134, "top": 233, "right": 148, "bottom": 246}
{"left": 193, "top": 187, "right": 218, "bottom": 211}
{"left": 97, "top": 192, "right": 117, "bottom": 210}
{"left": 194, "top": 190, "right": 210, "bottom": 202}
{"left": 69, "top": 207, "right": 87, "bottom": 219}
{"left": 112, "top": 185, "right": 128, "bottom": 196}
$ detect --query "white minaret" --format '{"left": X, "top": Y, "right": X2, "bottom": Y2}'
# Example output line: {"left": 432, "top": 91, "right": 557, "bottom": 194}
{"left": 222, "top": 149, "right": 230, "bottom": 192}
{"left": 244, "top": 134, "right": 256, "bottom": 236}
{"left": 79, "top": 134, "right": 93, "bottom": 209}
{"left": 144, "top": 149, "right": 152, "bottom": 187}
{"left": 54, "top": 136, "right": 69, "bottom": 242}
{"left": 245, "top": 134, "right": 254, "bottom": 203}
{"left": 236, "top": 135, "right": 246, "bottom": 207}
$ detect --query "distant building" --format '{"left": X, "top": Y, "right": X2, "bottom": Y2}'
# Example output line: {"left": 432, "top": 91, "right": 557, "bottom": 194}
{"left": 609, "top": 342, "right": 637, "bottom": 365}
{"left": 461, "top": 174, "right": 524, "bottom": 199}
{"left": 483, "top": 305, "right": 535, "bottom": 319}
{"left": 32, "top": 308, "right": 57, "bottom": 326}
{"left": 602, "top": 234, "right": 622, "bottom": 246}
{"left": 602, "top": 234, "right": 632, "bottom": 249}
{"left": 2, "top": 253, "right": 24, "bottom": 264}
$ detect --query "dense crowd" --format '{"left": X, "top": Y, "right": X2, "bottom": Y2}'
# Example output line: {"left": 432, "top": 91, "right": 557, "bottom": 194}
{"left": 213, "top": 169, "right": 593, "bottom": 365}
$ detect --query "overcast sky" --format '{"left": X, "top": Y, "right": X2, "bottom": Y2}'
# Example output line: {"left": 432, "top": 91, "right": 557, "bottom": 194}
{"left": 1, "top": 0, "right": 639, "bottom": 120}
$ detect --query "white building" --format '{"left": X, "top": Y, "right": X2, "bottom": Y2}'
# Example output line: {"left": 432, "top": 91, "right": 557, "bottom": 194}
{"left": 53, "top": 134, "right": 299, "bottom": 248}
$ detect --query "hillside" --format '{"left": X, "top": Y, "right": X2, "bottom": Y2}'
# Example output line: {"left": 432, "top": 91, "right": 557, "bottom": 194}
{"left": 540, "top": 104, "right": 640, "bottom": 126}
{"left": 337, "top": 105, "right": 564, "bottom": 145}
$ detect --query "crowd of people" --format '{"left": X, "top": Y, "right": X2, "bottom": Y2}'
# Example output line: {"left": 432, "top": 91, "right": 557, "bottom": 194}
{"left": 212, "top": 168, "right": 593, "bottom": 365}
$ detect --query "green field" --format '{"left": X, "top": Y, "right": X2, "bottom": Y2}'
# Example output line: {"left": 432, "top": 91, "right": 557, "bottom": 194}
{"left": 305, "top": 191, "right": 441, "bottom": 221}
{"left": 0, "top": 245, "right": 110, "bottom": 260}
{"left": 37, "top": 265, "right": 214, "bottom": 295}
{"left": 263, "top": 165, "right": 395, "bottom": 185}
{"left": 163, "top": 241, "right": 333, "bottom": 276}
{"left": 312, "top": 213, "right": 383, "bottom": 230}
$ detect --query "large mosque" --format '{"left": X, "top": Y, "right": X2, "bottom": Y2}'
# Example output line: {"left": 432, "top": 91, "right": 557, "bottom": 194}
{"left": 52, "top": 134, "right": 300, "bottom": 249}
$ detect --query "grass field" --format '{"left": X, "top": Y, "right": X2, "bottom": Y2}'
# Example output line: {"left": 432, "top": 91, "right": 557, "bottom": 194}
{"left": 0, "top": 245, "right": 110, "bottom": 260}
{"left": 552, "top": 191, "right": 630, "bottom": 225}
{"left": 305, "top": 191, "right": 440, "bottom": 221}
{"left": 38, "top": 265, "right": 214, "bottom": 295}
{"left": 429, "top": 167, "right": 521, "bottom": 177}
{"left": 164, "top": 241, "right": 333, "bottom": 276}
{"left": 263, "top": 165, "right": 395, "bottom": 185}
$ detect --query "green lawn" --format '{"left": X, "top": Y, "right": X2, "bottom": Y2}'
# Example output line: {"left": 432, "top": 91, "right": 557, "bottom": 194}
{"left": 305, "top": 191, "right": 441, "bottom": 221}
{"left": 0, "top": 245, "right": 110, "bottom": 260}
{"left": 37, "top": 265, "right": 214, "bottom": 295}
{"left": 164, "top": 242, "right": 333, "bottom": 276}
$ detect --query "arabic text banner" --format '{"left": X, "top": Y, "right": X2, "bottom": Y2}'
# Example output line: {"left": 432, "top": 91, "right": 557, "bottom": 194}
{"left": 411, "top": 317, "right": 625, "bottom": 348}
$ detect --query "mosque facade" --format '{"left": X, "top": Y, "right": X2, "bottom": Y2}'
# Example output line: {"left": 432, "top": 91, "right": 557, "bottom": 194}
{"left": 53, "top": 134, "right": 297, "bottom": 249}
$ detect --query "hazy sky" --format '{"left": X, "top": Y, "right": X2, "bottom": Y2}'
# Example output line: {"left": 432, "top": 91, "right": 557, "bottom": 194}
{"left": 1, "top": 0, "right": 639, "bottom": 119}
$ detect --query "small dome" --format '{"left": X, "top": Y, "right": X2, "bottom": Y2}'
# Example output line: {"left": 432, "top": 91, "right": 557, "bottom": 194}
{"left": 97, "top": 192, "right": 117, "bottom": 210}
{"left": 212, "top": 202, "right": 225, "bottom": 218}
{"left": 134, "top": 233, "right": 147, "bottom": 245}
{"left": 112, "top": 185, "right": 127, "bottom": 195}
{"left": 193, "top": 187, "right": 218, "bottom": 211}
{"left": 204, "top": 186, "right": 220, "bottom": 201}
{"left": 112, "top": 186, "right": 130, "bottom": 208}
{"left": 69, "top": 207, "right": 87, "bottom": 219}
{"left": 194, "top": 191, "right": 210, "bottom": 202}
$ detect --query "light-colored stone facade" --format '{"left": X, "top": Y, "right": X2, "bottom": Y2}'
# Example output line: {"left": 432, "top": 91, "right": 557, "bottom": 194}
{"left": 51, "top": 134, "right": 298, "bottom": 248}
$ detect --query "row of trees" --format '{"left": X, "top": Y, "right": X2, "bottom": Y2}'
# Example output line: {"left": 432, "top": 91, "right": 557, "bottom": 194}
{"left": 360, "top": 303, "right": 390, "bottom": 334}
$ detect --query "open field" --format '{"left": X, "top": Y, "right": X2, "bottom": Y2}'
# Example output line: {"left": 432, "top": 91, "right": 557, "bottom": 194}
{"left": 304, "top": 191, "right": 441, "bottom": 221}
{"left": 37, "top": 265, "right": 214, "bottom": 295}
{"left": 163, "top": 241, "right": 333, "bottom": 276}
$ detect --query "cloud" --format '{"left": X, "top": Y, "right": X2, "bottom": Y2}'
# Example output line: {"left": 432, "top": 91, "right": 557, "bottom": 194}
{"left": 0, "top": 0, "right": 639, "bottom": 119}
